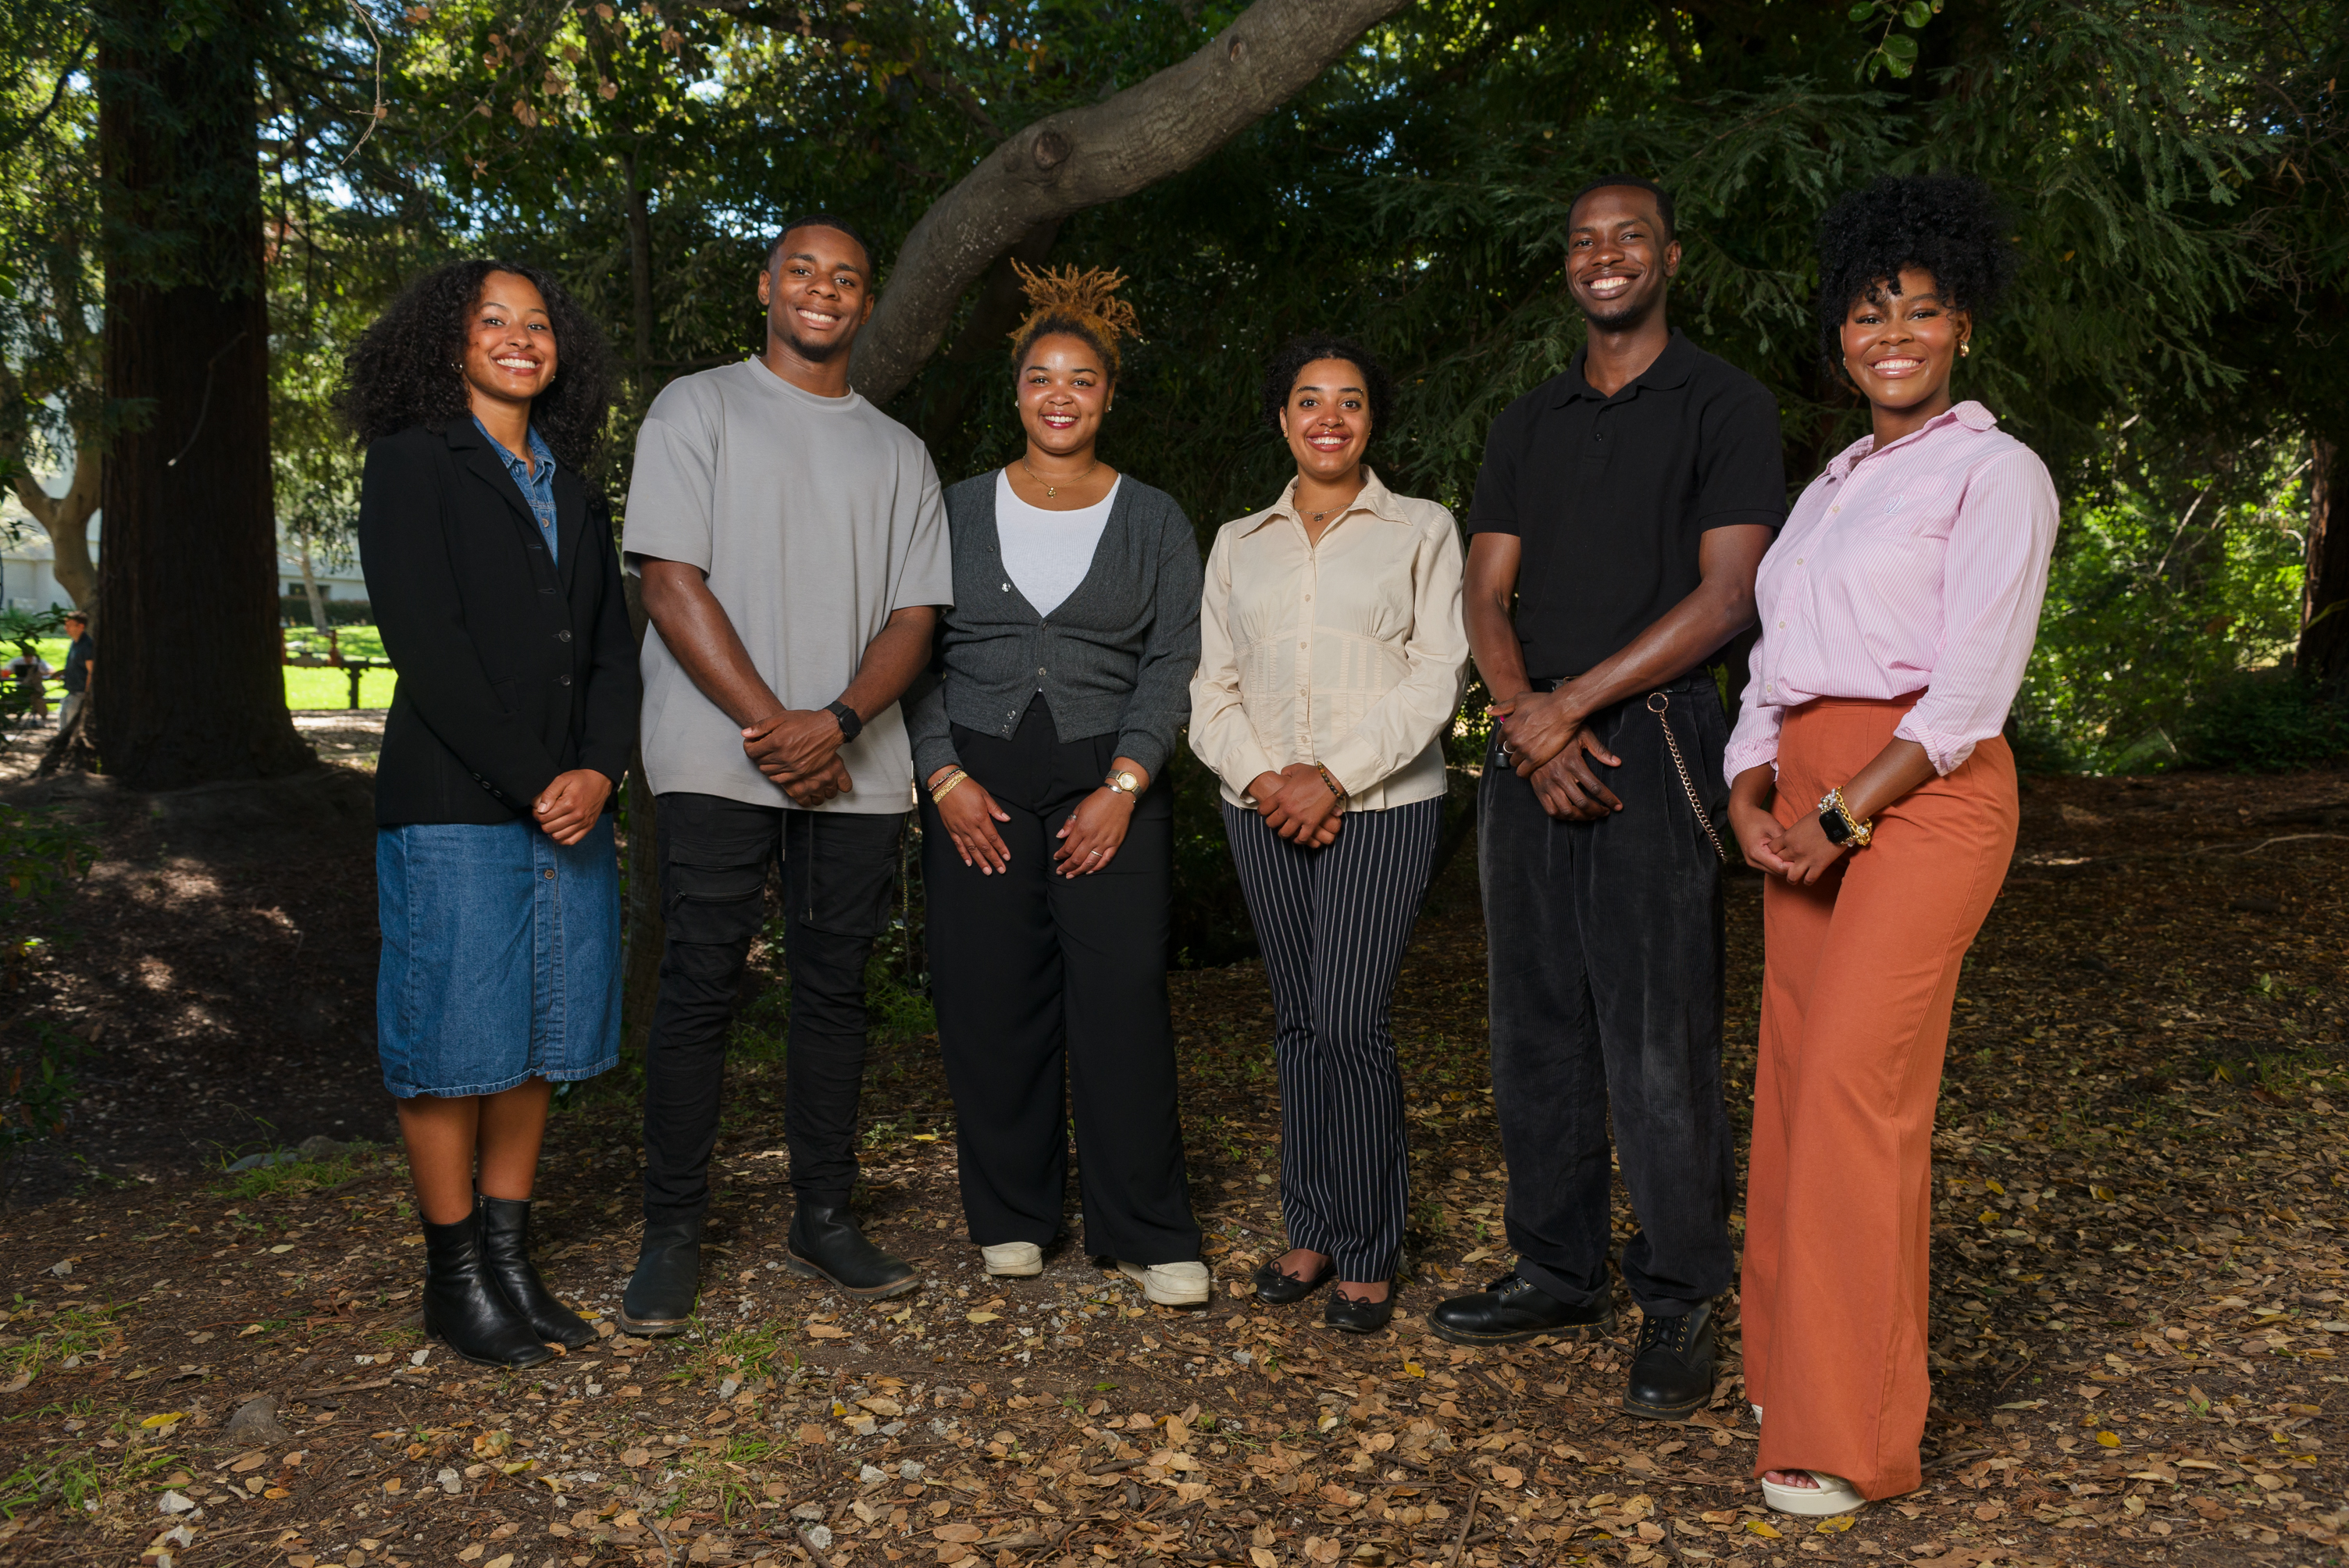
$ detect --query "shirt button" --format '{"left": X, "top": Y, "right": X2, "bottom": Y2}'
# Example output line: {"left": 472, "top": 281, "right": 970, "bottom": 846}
{"left": 1038, "top": 667, "right": 1047, "bottom": 676}
{"left": 1795, "top": 558, "right": 1804, "bottom": 565}
{"left": 559, "top": 673, "right": 572, "bottom": 685}
{"left": 1777, "top": 622, "right": 1785, "bottom": 629}
{"left": 558, "top": 629, "right": 572, "bottom": 642}
{"left": 542, "top": 868, "right": 556, "bottom": 881}
{"left": 1830, "top": 505, "right": 1841, "bottom": 513}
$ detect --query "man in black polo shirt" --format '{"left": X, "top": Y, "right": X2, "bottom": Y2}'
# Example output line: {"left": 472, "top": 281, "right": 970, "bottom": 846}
{"left": 1435, "top": 175, "right": 1784, "bottom": 1423}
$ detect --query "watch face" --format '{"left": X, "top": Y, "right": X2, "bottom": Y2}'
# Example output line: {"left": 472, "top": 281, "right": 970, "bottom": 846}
{"left": 1113, "top": 771, "right": 1139, "bottom": 792}
{"left": 1818, "top": 808, "right": 1850, "bottom": 845}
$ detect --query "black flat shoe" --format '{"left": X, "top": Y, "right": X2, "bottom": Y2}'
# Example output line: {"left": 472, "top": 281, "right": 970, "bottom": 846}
{"left": 1252, "top": 1257, "right": 1336, "bottom": 1306}
{"left": 478, "top": 1196, "right": 594, "bottom": 1349}
{"left": 1324, "top": 1285, "right": 1395, "bottom": 1335}
{"left": 785, "top": 1204, "right": 918, "bottom": 1299}
{"left": 619, "top": 1217, "right": 703, "bottom": 1338}
{"left": 1429, "top": 1268, "right": 1617, "bottom": 1346}
{"left": 421, "top": 1212, "right": 556, "bottom": 1369}
{"left": 1621, "top": 1298, "right": 1718, "bottom": 1423}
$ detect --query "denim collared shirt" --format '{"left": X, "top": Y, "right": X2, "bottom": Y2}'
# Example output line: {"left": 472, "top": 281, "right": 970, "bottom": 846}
{"left": 472, "top": 415, "right": 560, "bottom": 563}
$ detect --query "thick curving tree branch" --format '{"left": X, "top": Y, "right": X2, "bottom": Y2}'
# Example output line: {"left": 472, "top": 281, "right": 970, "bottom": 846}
{"left": 849, "top": 0, "right": 1406, "bottom": 405}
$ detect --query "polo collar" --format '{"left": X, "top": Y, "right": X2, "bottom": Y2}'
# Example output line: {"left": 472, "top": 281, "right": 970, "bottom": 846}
{"left": 1823, "top": 399, "right": 1998, "bottom": 481}
{"left": 1252, "top": 465, "right": 1410, "bottom": 534}
{"left": 1554, "top": 327, "right": 1696, "bottom": 405}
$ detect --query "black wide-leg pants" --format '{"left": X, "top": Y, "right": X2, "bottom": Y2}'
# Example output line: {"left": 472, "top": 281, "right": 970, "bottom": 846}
{"left": 1477, "top": 671, "right": 1737, "bottom": 1318}
{"left": 641, "top": 793, "right": 904, "bottom": 1225}
{"left": 920, "top": 697, "right": 1201, "bottom": 1265}
{"left": 1223, "top": 796, "right": 1442, "bottom": 1281}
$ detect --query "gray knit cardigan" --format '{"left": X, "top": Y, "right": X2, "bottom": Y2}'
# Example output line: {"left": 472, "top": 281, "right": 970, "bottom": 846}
{"left": 905, "top": 469, "right": 1203, "bottom": 786}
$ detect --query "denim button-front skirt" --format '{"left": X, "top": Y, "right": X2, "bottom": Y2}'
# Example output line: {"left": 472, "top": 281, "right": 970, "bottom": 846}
{"left": 376, "top": 817, "right": 622, "bottom": 1098}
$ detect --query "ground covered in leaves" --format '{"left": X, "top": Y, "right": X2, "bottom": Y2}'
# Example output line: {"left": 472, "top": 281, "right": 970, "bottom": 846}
{"left": 0, "top": 765, "right": 2344, "bottom": 1568}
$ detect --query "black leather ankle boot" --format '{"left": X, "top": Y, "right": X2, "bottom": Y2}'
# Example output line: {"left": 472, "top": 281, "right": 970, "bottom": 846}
{"left": 422, "top": 1211, "right": 556, "bottom": 1369}
{"left": 477, "top": 1196, "right": 594, "bottom": 1349}
{"left": 1622, "top": 1298, "right": 1719, "bottom": 1422}
{"left": 619, "top": 1217, "right": 704, "bottom": 1338}
{"left": 785, "top": 1204, "right": 918, "bottom": 1299}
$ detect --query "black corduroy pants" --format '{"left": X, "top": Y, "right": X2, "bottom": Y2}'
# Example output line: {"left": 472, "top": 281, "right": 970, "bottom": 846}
{"left": 1477, "top": 671, "right": 1738, "bottom": 1318}
{"left": 921, "top": 697, "right": 1201, "bottom": 1265}
{"left": 1224, "top": 796, "right": 1442, "bottom": 1282}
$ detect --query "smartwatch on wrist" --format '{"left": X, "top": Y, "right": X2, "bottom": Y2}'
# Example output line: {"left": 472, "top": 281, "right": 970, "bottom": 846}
{"left": 825, "top": 700, "right": 863, "bottom": 743}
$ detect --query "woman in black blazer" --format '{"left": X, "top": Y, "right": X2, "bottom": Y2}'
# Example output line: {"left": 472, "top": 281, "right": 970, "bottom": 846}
{"left": 342, "top": 261, "right": 638, "bottom": 1367}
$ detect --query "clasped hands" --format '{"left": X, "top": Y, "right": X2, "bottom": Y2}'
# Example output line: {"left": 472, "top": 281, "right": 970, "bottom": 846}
{"left": 928, "top": 760, "right": 1146, "bottom": 879}
{"left": 533, "top": 768, "right": 612, "bottom": 846}
{"left": 743, "top": 707, "right": 854, "bottom": 807}
{"left": 1727, "top": 765, "right": 1848, "bottom": 885}
{"left": 1247, "top": 763, "right": 1346, "bottom": 846}
{"left": 1490, "top": 688, "right": 1622, "bottom": 821}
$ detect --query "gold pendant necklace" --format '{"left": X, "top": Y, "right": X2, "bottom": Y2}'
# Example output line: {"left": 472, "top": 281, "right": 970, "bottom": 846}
{"left": 1021, "top": 456, "right": 1098, "bottom": 501}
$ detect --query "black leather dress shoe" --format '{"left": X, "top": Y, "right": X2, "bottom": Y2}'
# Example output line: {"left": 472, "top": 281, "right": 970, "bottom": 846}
{"left": 619, "top": 1218, "right": 702, "bottom": 1338}
{"left": 478, "top": 1196, "right": 595, "bottom": 1349}
{"left": 1252, "top": 1257, "right": 1336, "bottom": 1305}
{"left": 1429, "top": 1268, "right": 1617, "bottom": 1346}
{"left": 1324, "top": 1285, "right": 1395, "bottom": 1335}
{"left": 421, "top": 1212, "right": 556, "bottom": 1368}
{"left": 1621, "top": 1298, "right": 1718, "bottom": 1422}
{"left": 785, "top": 1204, "right": 919, "bottom": 1299}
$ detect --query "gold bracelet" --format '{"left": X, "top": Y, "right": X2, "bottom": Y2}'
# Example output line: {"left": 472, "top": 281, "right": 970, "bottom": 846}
{"left": 1823, "top": 786, "right": 1874, "bottom": 847}
{"left": 929, "top": 769, "right": 968, "bottom": 803}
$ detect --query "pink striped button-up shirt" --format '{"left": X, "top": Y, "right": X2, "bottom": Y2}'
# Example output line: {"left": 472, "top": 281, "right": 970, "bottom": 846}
{"left": 1723, "top": 401, "right": 2058, "bottom": 782}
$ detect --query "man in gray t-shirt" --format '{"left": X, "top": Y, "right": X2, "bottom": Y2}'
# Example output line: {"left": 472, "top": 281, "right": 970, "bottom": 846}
{"left": 618, "top": 214, "right": 952, "bottom": 1332}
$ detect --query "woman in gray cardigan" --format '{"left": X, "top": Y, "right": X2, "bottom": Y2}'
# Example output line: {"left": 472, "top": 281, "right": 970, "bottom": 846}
{"left": 905, "top": 265, "right": 1208, "bottom": 1306}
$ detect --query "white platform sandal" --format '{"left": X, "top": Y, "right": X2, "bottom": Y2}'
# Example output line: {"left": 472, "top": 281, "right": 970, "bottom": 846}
{"left": 1760, "top": 1470, "right": 1866, "bottom": 1516}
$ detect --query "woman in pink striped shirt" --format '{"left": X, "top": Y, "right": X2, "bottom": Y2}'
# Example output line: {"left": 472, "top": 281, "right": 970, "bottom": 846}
{"left": 1724, "top": 175, "right": 2058, "bottom": 1515}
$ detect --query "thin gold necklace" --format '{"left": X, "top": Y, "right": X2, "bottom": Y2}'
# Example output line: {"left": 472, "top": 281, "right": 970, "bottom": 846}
{"left": 1021, "top": 455, "right": 1100, "bottom": 501}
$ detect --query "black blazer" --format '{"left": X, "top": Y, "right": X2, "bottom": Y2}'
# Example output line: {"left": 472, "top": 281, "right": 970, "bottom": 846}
{"left": 357, "top": 420, "right": 640, "bottom": 826}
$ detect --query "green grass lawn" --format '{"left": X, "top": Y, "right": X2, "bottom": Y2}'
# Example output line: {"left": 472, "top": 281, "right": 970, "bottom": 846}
{"left": 22, "top": 630, "right": 401, "bottom": 711}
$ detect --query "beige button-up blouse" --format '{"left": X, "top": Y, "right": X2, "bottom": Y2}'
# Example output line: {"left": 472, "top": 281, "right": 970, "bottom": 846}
{"left": 1189, "top": 468, "right": 1469, "bottom": 811}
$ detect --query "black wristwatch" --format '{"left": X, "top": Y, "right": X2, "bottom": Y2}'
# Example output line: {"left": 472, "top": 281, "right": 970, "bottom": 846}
{"left": 825, "top": 700, "right": 863, "bottom": 743}
{"left": 1817, "top": 807, "right": 1855, "bottom": 846}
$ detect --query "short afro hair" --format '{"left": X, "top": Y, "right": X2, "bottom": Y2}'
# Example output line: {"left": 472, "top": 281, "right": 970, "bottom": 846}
{"left": 768, "top": 212, "right": 878, "bottom": 279}
{"left": 337, "top": 259, "right": 615, "bottom": 470}
{"left": 1814, "top": 173, "right": 2016, "bottom": 375}
{"left": 1260, "top": 333, "right": 1395, "bottom": 440}
{"left": 1568, "top": 174, "right": 1676, "bottom": 241}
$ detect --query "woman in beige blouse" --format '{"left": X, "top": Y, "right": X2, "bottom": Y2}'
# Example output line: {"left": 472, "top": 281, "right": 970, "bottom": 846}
{"left": 1190, "top": 334, "right": 1468, "bottom": 1332}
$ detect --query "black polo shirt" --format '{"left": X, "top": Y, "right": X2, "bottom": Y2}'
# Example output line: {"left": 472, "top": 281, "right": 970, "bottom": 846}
{"left": 1465, "top": 328, "right": 1785, "bottom": 679}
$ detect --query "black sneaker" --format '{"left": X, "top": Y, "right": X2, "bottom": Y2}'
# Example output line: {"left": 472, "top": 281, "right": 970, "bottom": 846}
{"left": 1621, "top": 1299, "right": 1718, "bottom": 1422}
{"left": 1429, "top": 1268, "right": 1616, "bottom": 1346}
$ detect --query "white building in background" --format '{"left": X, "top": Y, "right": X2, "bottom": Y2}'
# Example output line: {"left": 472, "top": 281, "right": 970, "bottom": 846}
{"left": 1, "top": 500, "right": 367, "bottom": 613}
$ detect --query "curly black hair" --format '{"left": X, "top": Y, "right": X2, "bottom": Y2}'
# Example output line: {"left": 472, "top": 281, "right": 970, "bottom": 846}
{"left": 1815, "top": 174, "right": 2016, "bottom": 376}
{"left": 337, "top": 259, "right": 615, "bottom": 470}
{"left": 1259, "top": 333, "right": 1395, "bottom": 440}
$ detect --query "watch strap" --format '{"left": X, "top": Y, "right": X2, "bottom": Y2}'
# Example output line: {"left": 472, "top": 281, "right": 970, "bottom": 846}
{"left": 825, "top": 700, "right": 863, "bottom": 743}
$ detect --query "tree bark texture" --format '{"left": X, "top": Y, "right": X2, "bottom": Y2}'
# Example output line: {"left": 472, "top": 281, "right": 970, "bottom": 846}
{"left": 849, "top": 0, "right": 1405, "bottom": 406}
{"left": 94, "top": 0, "right": 312, "bottom": 788}
{"left": 2301, "top": 433, "right": 2348, "bottom": 700}
{"left": 6, "top": 441, "right": 99, "bottom": 611}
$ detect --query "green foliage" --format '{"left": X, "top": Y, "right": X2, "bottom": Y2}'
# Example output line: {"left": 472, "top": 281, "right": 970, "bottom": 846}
{"left": 0, "top": 1295, "right": 117, "bottom": 1391}
{"left": 2175, "top": 671, "right": 2349, "bottom": 772}
{"left": 210, "top": 1139, "right": 380, "bottom": 1202}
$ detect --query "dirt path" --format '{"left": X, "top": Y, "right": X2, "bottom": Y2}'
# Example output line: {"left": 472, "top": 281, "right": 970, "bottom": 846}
{"left": 0, "top": 766, "right": 2343, "bottom": 1568}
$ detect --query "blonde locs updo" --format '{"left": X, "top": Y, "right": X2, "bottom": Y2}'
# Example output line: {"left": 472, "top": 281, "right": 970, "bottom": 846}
{"left": 1007, "top": 261, "right": 1139, "bottom": 383}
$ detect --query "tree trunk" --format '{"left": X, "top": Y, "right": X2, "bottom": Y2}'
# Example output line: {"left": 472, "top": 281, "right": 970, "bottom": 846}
{"left": 914, "top": 218, "right": 1060, "bottom": 446}
{"left": 6, "top": 440, "right": 99, "bottom": 611}
{"left": 297, "top": 535, "right": 329, "bottom": 634}
{"left": 94, "top": 0, "right": 312, "bottom": 789}
{"left": 2301, "top": 433, "right": 2348, "bottom": 702}
{"left": 622, "top": 150, "right": 655, "bottom": 408}
{"left": 849, "top": 0, "right": 1406, "bottom": 405}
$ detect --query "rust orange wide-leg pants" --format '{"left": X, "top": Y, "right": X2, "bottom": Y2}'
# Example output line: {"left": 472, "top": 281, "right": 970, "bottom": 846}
{"left": 1741, "top": 697, "right": 2018, "bottom": 1501}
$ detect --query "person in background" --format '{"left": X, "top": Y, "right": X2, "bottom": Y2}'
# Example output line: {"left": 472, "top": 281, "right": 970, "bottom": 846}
{"left": 907, "top": 263, "right": 1209, "bottom": 1307}
{"left": 58, "top": 611, "right": 93, "bottom": 731}
{"left": 344, "top": 259, "right": 636, "bottom": 1367}
{"left": 1189, "top": 334, "right": 1467, "bottom": 1332}
{"left": 8, "top": 646, "right": 51, "bottom": 724}
{"left": 621, "top": 214, "right": 951, "bottom": 1331}
{"left": 1445, "top": 173, "right": 1784, "bottom": 1424}
{"left": 1728, "top": 173, "right": 2054, "bottom": 1516}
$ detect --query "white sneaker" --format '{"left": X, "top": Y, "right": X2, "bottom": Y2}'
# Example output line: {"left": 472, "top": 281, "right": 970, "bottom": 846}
{"left": 981, "top": 1242, "right": 1043, "bottom": 1278}
{"left": 1117, "top": 1259, "right": 1209, "bottom": 1307}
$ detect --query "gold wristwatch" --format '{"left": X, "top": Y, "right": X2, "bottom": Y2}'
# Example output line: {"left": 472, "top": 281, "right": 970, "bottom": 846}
{"left": 1103, "top": 768, "right": 1142, "bottom": 798}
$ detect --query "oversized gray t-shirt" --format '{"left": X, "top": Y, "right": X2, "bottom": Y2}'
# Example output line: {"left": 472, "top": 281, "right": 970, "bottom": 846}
{"left": 622, "top": 358, "right": 953, "bottom": 813}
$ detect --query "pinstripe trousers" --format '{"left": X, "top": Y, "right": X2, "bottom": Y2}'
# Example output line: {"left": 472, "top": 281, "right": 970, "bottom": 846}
{"left": 1222, "top": 796, "right": 1443, "bottom": 1281}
